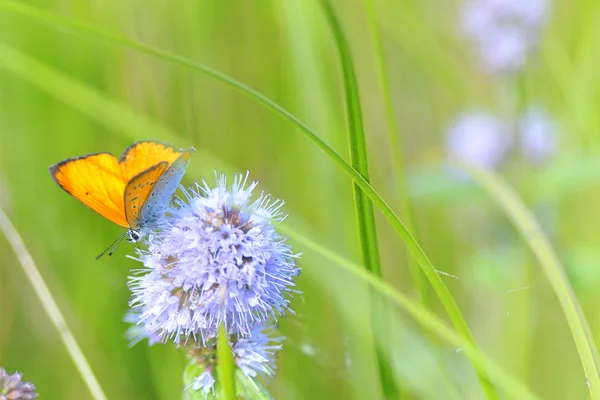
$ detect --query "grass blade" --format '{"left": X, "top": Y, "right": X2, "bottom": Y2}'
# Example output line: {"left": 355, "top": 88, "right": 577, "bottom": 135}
{"left": 363, "top": 0, "right": 425, "bottom": 303}
{"left": 280, "top": 224, "right": 539, "bottom": 400}
{"left": 317, "top": 0, "right": 379, "bottom": 275}
{"left": 462, "top": 163, "right": 600, "bottom": 396}
{"left": 317, "top": 0, "right": 395, "bottom": 396}
{"left": 0, "top": 207, "right": 107, "bottom": 400}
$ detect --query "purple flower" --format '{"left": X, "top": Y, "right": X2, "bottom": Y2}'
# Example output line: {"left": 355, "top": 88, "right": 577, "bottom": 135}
{"left": 124, "top": 311, "right": 162, "bottom": 346}
{"left": 447, "top": 111, "right": 512, "bottom": 169}
{"left": 0, "top": 368, "right": 38, "bottom": 400}
{"left": 519, "top": 107, "right": 556, "bottom": 164}
{"left": 234, "top": 323, "right": 283, "bottom": 379}
{"left": 191, "top": 370, "right": 215, "bottom": 395}
{"left": 461, "top": 0, "right": 549, "bottom": 73}
{"left": 127, "top": 172, "right": 300, "bottom": 344}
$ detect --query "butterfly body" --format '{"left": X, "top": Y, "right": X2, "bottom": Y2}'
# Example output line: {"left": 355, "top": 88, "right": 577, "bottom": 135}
{"left": 49, "top": 140, "right": 194, "bottom": 254}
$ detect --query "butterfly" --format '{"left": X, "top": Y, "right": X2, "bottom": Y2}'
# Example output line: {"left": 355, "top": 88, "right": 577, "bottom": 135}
{"left": 49, "top": 140, "right": 195, "bottom": 258}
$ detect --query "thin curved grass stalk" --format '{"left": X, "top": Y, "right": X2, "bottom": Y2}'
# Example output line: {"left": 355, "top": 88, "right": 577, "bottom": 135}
{"left": 461, "top": 162, "right": 600, "bottom": 397}
{"left": 0, "top": 7, "right": 493, "bottom": 395}
{"left": 279, "top": 224, "right": 539, "bottom": 400}
{"left": 0, "top": 207, "right": 107, "bottom": 400}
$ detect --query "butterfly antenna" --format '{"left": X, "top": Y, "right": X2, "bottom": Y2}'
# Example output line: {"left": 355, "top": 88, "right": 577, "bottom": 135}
{"left": 96, "top": 231, "right": 129, "bottom": 260}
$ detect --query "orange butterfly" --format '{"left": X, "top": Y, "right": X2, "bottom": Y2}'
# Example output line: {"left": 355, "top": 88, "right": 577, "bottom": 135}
{"left": 49, "top": 140, "right": 195, "bottom": 258}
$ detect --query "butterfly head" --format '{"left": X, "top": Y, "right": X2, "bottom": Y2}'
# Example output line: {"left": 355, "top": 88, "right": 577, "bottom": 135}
{"left": 127, "top": 229, "right": 142, "bottom": 243}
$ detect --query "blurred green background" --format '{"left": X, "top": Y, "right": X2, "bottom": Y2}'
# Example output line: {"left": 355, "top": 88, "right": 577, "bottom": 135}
{"left": 0, "top": 0, "right": 599, "bottom": 399}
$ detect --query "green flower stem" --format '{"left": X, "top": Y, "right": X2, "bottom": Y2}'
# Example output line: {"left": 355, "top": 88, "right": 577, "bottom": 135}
{"left": 217, "top": 325, "right": 236, "bottom": 400}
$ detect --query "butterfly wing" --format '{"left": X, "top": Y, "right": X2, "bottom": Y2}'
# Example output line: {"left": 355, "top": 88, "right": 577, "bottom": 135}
{"left": 137, "top": 149, "right": 194, "bottom": 227}
{"left": 120, "top": 140, "right": 185, "bottom": 182}
{"left": 123, "top": 161, "right": 170, "bottom": 230}
{"left": 49, "top": 153, "right": 129, "bottom": 227}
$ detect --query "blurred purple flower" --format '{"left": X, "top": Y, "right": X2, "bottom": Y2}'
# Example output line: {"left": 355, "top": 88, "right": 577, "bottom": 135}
{"left": 124, "top": 311, "right": 162, "bottom": 346}
{"left": 519, "top": 107, "right": 556, "bottom": 164}
{"left": 447, "top": 111, "right": 512, "bottom": 169}
{"left": 477, "top": 27, "right": 529, "bottom": 73}
{"left": 0, "top": 368, "right": 38, "bottom": 400}
{"left": 461, "top": 0, "right": 549, "bottom": 73}
{"left": 127, "top": 172, "right": 300, "bottom": 344}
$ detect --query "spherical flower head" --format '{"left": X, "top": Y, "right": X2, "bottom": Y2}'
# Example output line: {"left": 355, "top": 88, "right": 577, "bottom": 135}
{"left": 190, "top": 323, "right": 283, "bottom": 395}
{"left": 447, "top": 111, "right": 512, "bottom": 170}
{"left": 519, "top": 106, "right": 556, "bottom": 164}
{"left": 0, "top": 368, "right": 38, "bottom": 400}
{"left": 460, "top": 0, "right": 549, "bottom": 73}
{"left": 128, "top": 172, "right": 300, "bottom": 343}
